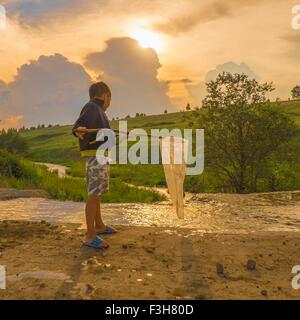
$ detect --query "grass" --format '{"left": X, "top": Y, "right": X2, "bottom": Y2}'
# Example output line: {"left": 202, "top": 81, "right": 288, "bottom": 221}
{"left": 17, "top": 100, "right": 300, "bottom": 194}
{"left": 0, "top": 152, "right": 166, "bottom": 203}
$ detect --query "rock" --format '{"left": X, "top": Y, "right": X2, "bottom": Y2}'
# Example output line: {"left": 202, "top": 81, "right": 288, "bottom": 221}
{"left": 86, "top": 284, "right": 95, "bottom": 295}
{"left": 261, "top": 290, "right": 268, "bottom": 297}
{"left": 216, "top": 263, "right": 224, "bottom": 275}
{"left": 146, "top": 248, "right": 155, "bottom": 254}
{"left": 87, "top": 258, "right": 98, "bottom": 266}
{"left": 247, "top": 260, "right": 256, "bottom": 271}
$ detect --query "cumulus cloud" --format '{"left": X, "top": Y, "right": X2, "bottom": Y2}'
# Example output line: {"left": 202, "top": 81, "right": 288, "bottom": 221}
{"left": 85, "top": 37, "right": 174, "bottom": 117}
{"left": 186, "top": 62, "right": 258, "bottom": 106}
{"left": 0, "top": 54, "right": 92, "bottom": 127}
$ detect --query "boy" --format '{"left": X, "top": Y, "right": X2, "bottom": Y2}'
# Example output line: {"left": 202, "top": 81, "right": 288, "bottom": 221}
{"left": 73, "top": 82, "right": 116, "bottom": 249}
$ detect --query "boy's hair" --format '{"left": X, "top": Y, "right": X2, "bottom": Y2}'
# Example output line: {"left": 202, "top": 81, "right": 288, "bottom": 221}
{"left": 89, "top": 82, "right": 111, "bottom": 99}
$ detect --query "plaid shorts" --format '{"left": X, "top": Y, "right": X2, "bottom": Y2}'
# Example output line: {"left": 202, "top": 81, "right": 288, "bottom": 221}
{"left": 85, "top": 156, "right": 110, "bottom": 196}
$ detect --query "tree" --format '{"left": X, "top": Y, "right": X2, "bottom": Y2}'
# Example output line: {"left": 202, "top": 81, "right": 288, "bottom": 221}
{"left": 186, "top": 103, "right": 191, "bottom": 111}
{"left": 291, "top": 85, "right": 300, "bottom": 99}
{"left": 164, "top": 109, "right": 168, "bottom": 114}
{"left": 195, "top": 72, "right": 295, "bottom": 194}
{"left": 0, "top": 131, "right": 28, "bottom": 155}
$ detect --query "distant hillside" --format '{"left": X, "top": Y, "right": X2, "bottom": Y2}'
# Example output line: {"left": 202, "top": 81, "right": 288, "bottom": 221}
{"left": 20, "top": 100, "right": 300, "bottom": 164}
{"left": 19, "top": 111, "right": 194, "bottom": 163}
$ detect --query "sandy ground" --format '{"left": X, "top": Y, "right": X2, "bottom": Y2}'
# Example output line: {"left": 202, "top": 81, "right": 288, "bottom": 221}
{"left": 1, "top": 190, "right": 300, "bottom": 300}
{"left": 1, "top": 221, "right": 300, "bottom": 300}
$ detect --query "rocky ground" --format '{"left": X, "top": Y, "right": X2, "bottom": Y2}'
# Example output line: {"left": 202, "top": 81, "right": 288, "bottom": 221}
{"left": 1, "top": 189, "right": 300, "bottom": 300}
{"left": 1, "top": 220, "right": 300, "bottom": 300}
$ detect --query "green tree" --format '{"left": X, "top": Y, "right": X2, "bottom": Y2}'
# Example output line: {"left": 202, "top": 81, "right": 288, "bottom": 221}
{"left": 0, "top": 131, "right": 28, "bottom": 155}
{"left": 196, "top": 72, "right": 296, "bottom": 194}
{"left": 186, "top": 103, "right": 191, "bottom": 111}
{"left": 291, "top": 85, "right": 300, "bottom": 99}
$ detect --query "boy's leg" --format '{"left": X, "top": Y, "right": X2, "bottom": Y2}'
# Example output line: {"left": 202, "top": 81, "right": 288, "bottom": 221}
{"left": 95, "top": 197, "right": 106, "bottom": 232}
{"left": 84, "top": 157, "right": 110, "bottom": 244}
{"left": 85, "top": 195, "right": 98, "bottom": 241}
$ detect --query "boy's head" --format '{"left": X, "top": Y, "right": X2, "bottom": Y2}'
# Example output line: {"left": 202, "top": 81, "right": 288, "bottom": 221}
{"left": 89, "top": 82, "right": 111, "bottom": 111}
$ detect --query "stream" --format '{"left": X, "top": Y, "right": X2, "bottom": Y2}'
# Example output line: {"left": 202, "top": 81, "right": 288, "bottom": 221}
{"left": 0, "top": 191, "right": 300, "bottom": 234}
{"left": 1, "top": 163, "right": 300, "bottom": 233}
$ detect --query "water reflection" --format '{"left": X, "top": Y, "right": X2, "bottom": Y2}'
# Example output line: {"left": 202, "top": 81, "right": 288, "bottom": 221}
{"left": 0, "top": 191, "right": 300, "bottom": 234}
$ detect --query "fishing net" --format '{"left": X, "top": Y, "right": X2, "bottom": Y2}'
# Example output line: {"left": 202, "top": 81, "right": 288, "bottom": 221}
{"left": 160, "top": 137, "right": 188, "bottom": 219}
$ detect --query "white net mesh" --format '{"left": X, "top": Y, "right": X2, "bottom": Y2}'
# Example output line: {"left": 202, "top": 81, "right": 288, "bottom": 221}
{"left": 160, "top": 137, "right": 188, "bottom": 219}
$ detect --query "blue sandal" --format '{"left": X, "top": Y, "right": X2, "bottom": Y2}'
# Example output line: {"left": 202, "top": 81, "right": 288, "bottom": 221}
{"left": 97, "top": 226, "right": 117, "bottom": 235}
{"left": 83, "top": 236, "right": 109, "bottom": 249}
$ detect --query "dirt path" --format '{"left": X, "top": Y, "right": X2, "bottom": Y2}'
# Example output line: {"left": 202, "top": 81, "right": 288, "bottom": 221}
{"left": 1, "top": 221, "right": 300, "bottom": 300}
{"left": 1, "top": 190, "right": 300, "bottom": 299}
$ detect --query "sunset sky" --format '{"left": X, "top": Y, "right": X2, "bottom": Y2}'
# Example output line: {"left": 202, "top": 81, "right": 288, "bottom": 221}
{"left": 0, "top": 0, "right": 300, "bottom": 128}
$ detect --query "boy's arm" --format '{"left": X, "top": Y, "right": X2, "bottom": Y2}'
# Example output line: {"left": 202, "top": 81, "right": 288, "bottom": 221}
{"left": 72, "top": 105, "right": 95, "bottom": 139}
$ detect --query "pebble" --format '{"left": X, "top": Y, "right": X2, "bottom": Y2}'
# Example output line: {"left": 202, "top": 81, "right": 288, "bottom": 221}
{"left": 261, "top": 290, "right": 268, "bottom": 297}
{"left": 216, "top": 263, "right": 224, "bottom": 275}
{"left": 247, "top": 260, "right": 256, "bottom": 271}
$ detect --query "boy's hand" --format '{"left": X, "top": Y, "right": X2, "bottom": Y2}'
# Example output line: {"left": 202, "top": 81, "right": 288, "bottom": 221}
{"left": 74, "top": 127, "right": 88, "bottom": 140}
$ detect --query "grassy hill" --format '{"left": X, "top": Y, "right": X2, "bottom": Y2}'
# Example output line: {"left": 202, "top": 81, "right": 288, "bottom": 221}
{"left": 19, "top": 111, "right": 194, "bottom": 164}
{"left": 18, "top": 100, "right": 300, "bottom": 193}
{"left": 20, "top": 100, "right": 300, "bottom": 162}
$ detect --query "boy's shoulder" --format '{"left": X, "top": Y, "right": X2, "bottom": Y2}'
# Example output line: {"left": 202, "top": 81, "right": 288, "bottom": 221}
{"left": 84, "top": 100, "right": 98, "bottom": 108}
{"left": 80, "top": 100, "right": 98, "bottom": 113}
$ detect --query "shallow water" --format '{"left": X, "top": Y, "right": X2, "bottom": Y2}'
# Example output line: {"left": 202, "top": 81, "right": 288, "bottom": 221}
{"left": 35, "top": 163, "right": 69, "bottom": 178}
{"left": 0, "top": 191, "right": 300, "bottom": 234}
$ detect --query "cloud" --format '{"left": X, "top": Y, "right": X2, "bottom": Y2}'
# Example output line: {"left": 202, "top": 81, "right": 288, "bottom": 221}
{"left": 4, "top": 0, "right": 89, "bottom": 20}
{"left": 280, "top": 32, "right": 300, "bottom": 61}
{"left": 166, "top": 78, "right": 193, "bottom": 84}
{"left": 0, "top": 115, "right": 24, "bottom": 130}
{"left": 205, "top": 62, "right": 258, "bottom": 82}
{"left": 153, "top": 0, "right": 266, "bottom": 35}
{"left": 186, "top": 62, "right": 258, "bottom": 106}
{"left": 0, "top": 54, "right": 92, "bottom": 126}
{"left": 85, "top": 37, "right": 174, "bottom": 117}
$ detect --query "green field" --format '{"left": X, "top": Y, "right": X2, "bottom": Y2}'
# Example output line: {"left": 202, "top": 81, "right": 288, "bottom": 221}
{"left": 19, "top": 111, "right": 196, "bottom": 191}
{"left": 17, "top": 100, "right": 300, "bottom": 195}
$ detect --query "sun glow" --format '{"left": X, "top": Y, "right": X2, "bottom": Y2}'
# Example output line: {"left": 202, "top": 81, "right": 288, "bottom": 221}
{"left": 130, "top": 29, "right": 163, "bottom": 51}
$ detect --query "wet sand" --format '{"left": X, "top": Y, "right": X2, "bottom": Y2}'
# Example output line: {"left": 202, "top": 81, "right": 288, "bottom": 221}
{"left": 1, "top": 190, "right": 300, "bottom": 300}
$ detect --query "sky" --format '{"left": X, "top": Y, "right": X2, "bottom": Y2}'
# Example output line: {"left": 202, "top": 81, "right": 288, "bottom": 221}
{"left": 0, "top": 0, "right": 300, "bottom": 128}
